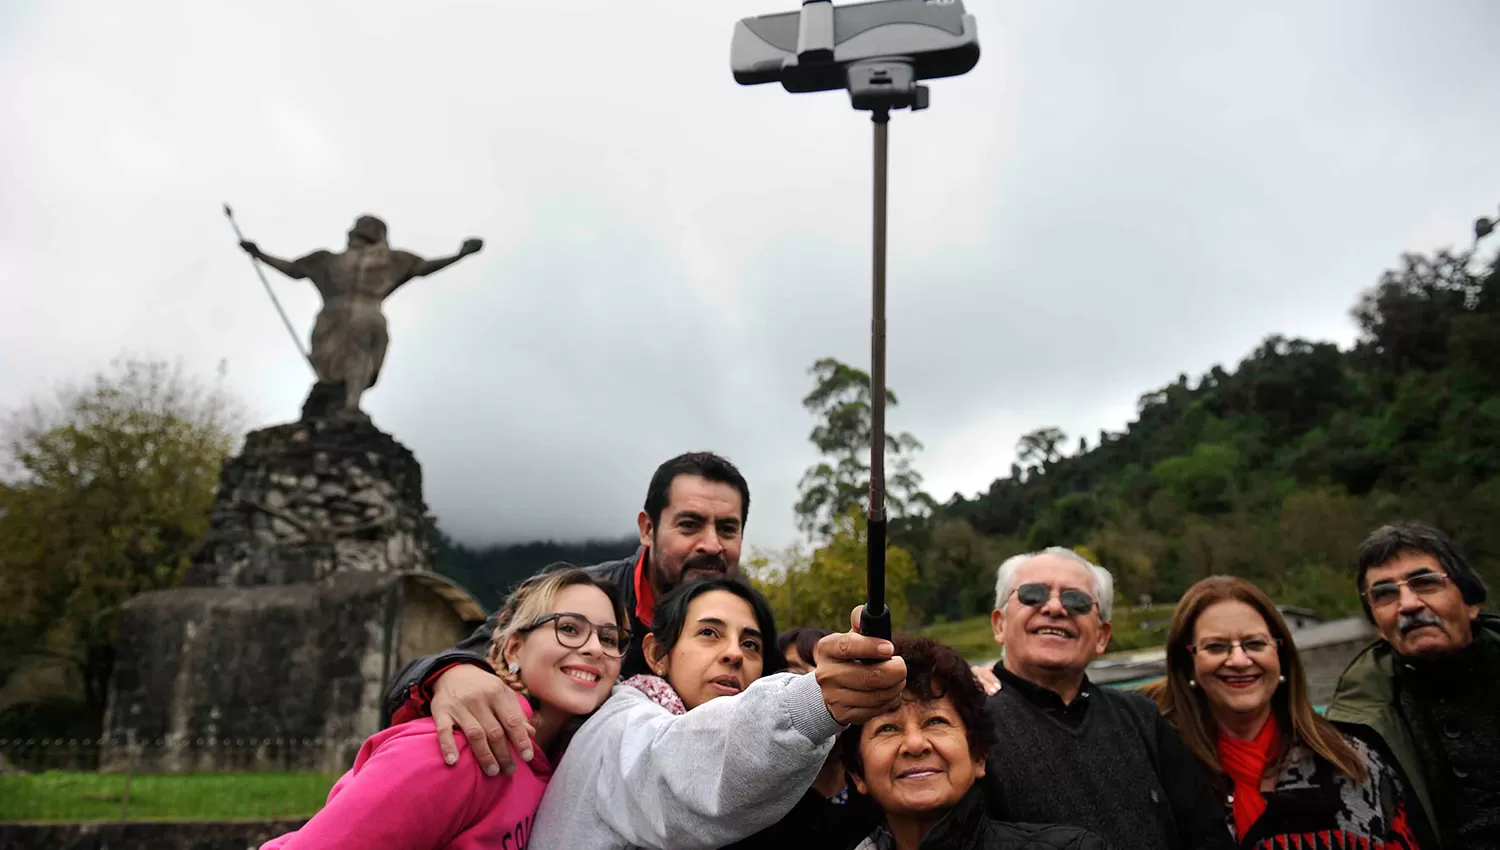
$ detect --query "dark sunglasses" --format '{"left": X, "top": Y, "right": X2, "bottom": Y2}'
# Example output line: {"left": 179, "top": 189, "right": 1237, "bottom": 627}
{"left": 1012, "top": 583, "right": 1097, "bottom": 616}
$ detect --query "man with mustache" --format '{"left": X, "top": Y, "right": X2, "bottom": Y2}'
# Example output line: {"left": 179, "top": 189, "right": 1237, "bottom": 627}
{"left": 383, "top": 451, "right": 750, "bottom": 773}
{"left": 1328, "top": 521, "right": 1499, "bottom": 849}
{"left": 978, "top": 548, "right": 1234, "bottom": 849}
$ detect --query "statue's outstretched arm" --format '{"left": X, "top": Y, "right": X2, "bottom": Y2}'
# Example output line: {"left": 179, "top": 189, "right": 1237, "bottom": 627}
{"left": 239, "top": 241, "right": 315, "bottom": 280}
{"left": 409, "top": 238, "right": 484, "bottom": 278}
{"left": 386, "top": 240, "right": 484, "bottom": 297}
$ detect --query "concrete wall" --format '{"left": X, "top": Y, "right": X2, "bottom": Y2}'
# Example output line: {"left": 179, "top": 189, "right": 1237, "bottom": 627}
{"left": 397, "top": 580, "right": 474, "bottom": 674}
{"left": 0, "top": 819, "right": 306, "bottom": 850}
{"left": 1292, "top": 618, "right": 1376, "bottom": 706}
{"left": 101, "top": 575, "right": 395, "bottom": 774}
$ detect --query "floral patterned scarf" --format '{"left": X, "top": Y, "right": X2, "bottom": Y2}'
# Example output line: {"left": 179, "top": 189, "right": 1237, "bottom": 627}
{"left": 620, "top": 673, "right": 686, "bottom": 716}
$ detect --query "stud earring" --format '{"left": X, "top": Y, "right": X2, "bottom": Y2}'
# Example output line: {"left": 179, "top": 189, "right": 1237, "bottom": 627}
{"left": 508, "top": 662, "right": 520, "bottom": 675}
{"left": 1188, "top": 679, "right": 1197, "bottom": 688}
{"left": 1278, "top": 674, "right": 1286, "bottom": 684}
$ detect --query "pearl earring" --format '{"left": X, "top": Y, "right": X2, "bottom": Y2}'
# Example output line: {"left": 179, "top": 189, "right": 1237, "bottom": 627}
{"left": 1188, "top": 679, "right": 1197, "bottom": 688}
{"left": 1278, "top": 674, "right": 1286, "bottom": 684}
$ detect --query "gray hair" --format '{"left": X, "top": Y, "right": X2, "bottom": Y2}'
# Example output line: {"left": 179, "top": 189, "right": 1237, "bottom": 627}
{"left": 993, "top": 546, "right": 1115, "bottom": 623}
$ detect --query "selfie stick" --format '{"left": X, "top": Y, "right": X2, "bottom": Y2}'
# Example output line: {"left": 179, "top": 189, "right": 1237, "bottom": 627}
{"left": 733, "top": 0, "right": 978, "bottom": 642}
{"left": 854, "top": 62, "right": 927, "bottom": 643}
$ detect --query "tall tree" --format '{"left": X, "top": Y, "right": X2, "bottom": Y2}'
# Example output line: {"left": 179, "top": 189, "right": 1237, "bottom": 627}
{"left": 794, "top": 357, "right": 934, "bottom": 540}
{"left": 1016, "top": 427, "right": 1067, "bottom": 474}
{"left": 0, "top": 356, "right": 243, "bottom": 717}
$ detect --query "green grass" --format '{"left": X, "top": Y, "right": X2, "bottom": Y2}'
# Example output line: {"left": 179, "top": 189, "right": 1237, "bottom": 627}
{"left": 921, "top": 604, "right": 1178, "bottom": 662}
{"left": 0, "top": 771, "right": 335, "bottom": 823}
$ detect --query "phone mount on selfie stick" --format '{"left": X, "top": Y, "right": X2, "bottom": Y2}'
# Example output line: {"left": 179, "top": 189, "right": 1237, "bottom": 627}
{"left": 731, "top": 0, "right": 980, "bottom": 641}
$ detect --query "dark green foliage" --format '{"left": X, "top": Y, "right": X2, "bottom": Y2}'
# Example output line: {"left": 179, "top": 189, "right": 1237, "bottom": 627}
{"left": 430, "top": 530, "right": 639, "bottom": 610}
{"left": 935, "top": 223, "right": 1500, "bottom": 620}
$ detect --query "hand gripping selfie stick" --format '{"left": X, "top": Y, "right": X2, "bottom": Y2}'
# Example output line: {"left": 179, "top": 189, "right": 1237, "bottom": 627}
{"left": 731, "top": 0, "right": 980, "bottom": 641}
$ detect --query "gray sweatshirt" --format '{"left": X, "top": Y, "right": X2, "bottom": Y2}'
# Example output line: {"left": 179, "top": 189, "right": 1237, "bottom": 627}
{"left": 527, "top": 671, "right": 840, "bottom": 850}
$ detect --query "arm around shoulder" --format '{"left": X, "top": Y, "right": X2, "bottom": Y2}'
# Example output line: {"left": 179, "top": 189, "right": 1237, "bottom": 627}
{"left": 382, "top": 615, "right": 497, "bottom": 724}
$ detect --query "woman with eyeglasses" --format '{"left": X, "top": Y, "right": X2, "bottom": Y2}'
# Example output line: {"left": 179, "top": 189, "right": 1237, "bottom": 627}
{"left": 529, "top": 576, "right": 892, "bottom": 850}
{"left": 1142, "top": 576, "right": 1422, "bottom": 849}
{"left": 260, "top": 565, "right": 628, "bottom": 849}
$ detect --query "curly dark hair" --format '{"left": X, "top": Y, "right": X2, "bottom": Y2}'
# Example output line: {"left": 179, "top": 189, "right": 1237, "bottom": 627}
{"left": 839, "top": 635, "right": 991, "bottom": 778}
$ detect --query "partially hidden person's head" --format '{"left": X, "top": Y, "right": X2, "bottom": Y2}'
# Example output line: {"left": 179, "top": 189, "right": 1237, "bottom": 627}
{"left": 990, "top": 547, "right": 1114, "bottom": 682}
{"left": 1356, "top": 521, "right": 1486, "bottom": 658}
{"left": 778, "top": 627, "right": 832, "bottom": 675}
{"left": 840, "top": 636, "right": 989, "bottom": 825}
{"left": 1155, "top": 575, "right": 1367, "bottom": 783}
{"left": 638, "top": 452, "right": 751, "bottom": 596}
{"left": 642, "top": 576, "right": 785, "bottom": 710}
{"left": 486, "top": 564, "right": 630, "bottom": 719}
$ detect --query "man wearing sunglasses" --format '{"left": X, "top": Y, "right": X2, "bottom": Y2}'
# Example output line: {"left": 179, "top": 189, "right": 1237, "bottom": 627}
{"left": 1328, "top": 521, "right": 1499, "bottom": 849}
{"left": 978, "top": 547, "right": 1234, "bottom": 850}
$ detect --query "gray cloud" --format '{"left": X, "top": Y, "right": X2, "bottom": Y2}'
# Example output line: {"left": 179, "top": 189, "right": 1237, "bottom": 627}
{"left": 3, "top": 0, "right": 1498, "bottom": 552}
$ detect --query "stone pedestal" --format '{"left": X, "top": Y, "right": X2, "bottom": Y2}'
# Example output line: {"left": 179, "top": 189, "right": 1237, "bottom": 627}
{"left": 184, "top": 417, "right": 433, "bottom": 587}
{"left": 101, "top": 418, "right": 484, "bottom": 774}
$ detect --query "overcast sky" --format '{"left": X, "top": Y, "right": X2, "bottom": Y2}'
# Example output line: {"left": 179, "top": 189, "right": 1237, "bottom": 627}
{"left": 3, "top": 0, "right": 1498, "bottom": 553}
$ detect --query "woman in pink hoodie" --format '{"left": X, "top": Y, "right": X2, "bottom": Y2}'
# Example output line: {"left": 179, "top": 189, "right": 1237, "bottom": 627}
{"left": 261, "top": 565, "right": 628, "bottom": 849}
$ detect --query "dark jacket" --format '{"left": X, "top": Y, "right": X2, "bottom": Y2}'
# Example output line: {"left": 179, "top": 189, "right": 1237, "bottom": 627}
{"left": 1325, "top": 611, "right": 1500, "bottom": 850}
{"left": 855, "top": 785, "right": 1111, "bottom": 850}
{"left": 724, "top": 784, "right": 880, "bottom": 850}
{"left": 983, "top": 666, "right": 1234, "bottom": 850}
{"left": 381, "top": 547, "right": 648, "bottom": 726}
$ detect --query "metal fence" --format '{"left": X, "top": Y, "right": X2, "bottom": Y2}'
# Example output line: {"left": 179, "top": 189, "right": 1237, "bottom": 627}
{"left": 1, "top": 737, "right": 358, "bottom": 824}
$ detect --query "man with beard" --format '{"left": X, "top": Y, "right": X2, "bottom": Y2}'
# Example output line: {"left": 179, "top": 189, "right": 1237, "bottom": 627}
{"left": 1328, "top": 521, "right": 1499, "bottom": 849}
{"left": 979, "top": 548, "right": 1233, "bottom": 849}
{"left": 382, "top": 451, "right": 753, "bottom": 775}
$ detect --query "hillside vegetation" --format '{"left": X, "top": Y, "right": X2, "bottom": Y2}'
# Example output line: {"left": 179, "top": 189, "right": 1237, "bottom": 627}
{"left": 439, "top": 213, "right": 1500, "bottom": 633}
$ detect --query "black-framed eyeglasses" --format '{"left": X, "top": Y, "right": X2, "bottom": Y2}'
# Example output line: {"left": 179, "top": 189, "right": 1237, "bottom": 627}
{"left": 1187, "top": 637, "right": 1282, "bottom": 660}
{"left": 517, "top": 613, "right": 630, "bottom": 659}
{"left": 1011, "top": 583, "right": 1097, "bottom": 617}
{"left": 1362, "top": 572, "right": 1449, "bottom": 607}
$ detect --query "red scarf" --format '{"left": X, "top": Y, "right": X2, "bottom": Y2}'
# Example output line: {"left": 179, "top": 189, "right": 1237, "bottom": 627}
{"left": 1217, "top": 715, "right": 1280, "bottom": 839}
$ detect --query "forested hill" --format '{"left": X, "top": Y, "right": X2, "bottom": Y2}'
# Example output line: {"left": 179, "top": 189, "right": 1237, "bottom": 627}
{"left": 432, "top": 220, "right": 1500, "bottom": 627}
{"left": 938, "top": 237, "right": 1500, "bottom": 620}
{"left": 432, "top": 531, "right": 638, "bottom": 610}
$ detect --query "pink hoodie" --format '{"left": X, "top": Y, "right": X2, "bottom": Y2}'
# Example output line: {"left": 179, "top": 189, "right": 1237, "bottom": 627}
{"left": 261, "top": 704, "right": 552, "bottom": 850}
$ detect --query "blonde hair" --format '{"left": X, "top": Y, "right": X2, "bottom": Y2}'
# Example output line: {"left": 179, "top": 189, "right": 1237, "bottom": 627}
{"left": 485, "top": 563, "right": 628, "bottom": 695}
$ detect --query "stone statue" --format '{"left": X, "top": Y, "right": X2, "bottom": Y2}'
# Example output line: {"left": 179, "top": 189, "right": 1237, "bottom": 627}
{"left": 239, "top": 215, "right": 483, "bottom": 419}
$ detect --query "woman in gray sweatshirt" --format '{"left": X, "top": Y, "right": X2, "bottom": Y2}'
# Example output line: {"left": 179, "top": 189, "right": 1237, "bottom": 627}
{"left": 528, "top": 576, "right": 900, "bottom": 850}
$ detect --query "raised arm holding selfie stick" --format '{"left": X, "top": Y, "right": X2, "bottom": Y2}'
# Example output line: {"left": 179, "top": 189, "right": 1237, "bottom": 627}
{"left": 733, "top": 0, "right": 980, "bottom": 644}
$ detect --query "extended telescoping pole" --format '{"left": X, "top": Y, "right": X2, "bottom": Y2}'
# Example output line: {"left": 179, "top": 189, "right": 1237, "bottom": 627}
{"left": 848, "top": 59, "right": 926, "bottom": 643}
{"left": 861, "top": 109, "right": 893, "bottom": 642}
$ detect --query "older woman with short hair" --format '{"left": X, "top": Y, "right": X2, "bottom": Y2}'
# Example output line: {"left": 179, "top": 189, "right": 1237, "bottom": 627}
{"left": 841, "top": 636, "right": 1108, "bottom": 850}
{"left": 1146, "top": 576, "right": 1422, "bottom": 849}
